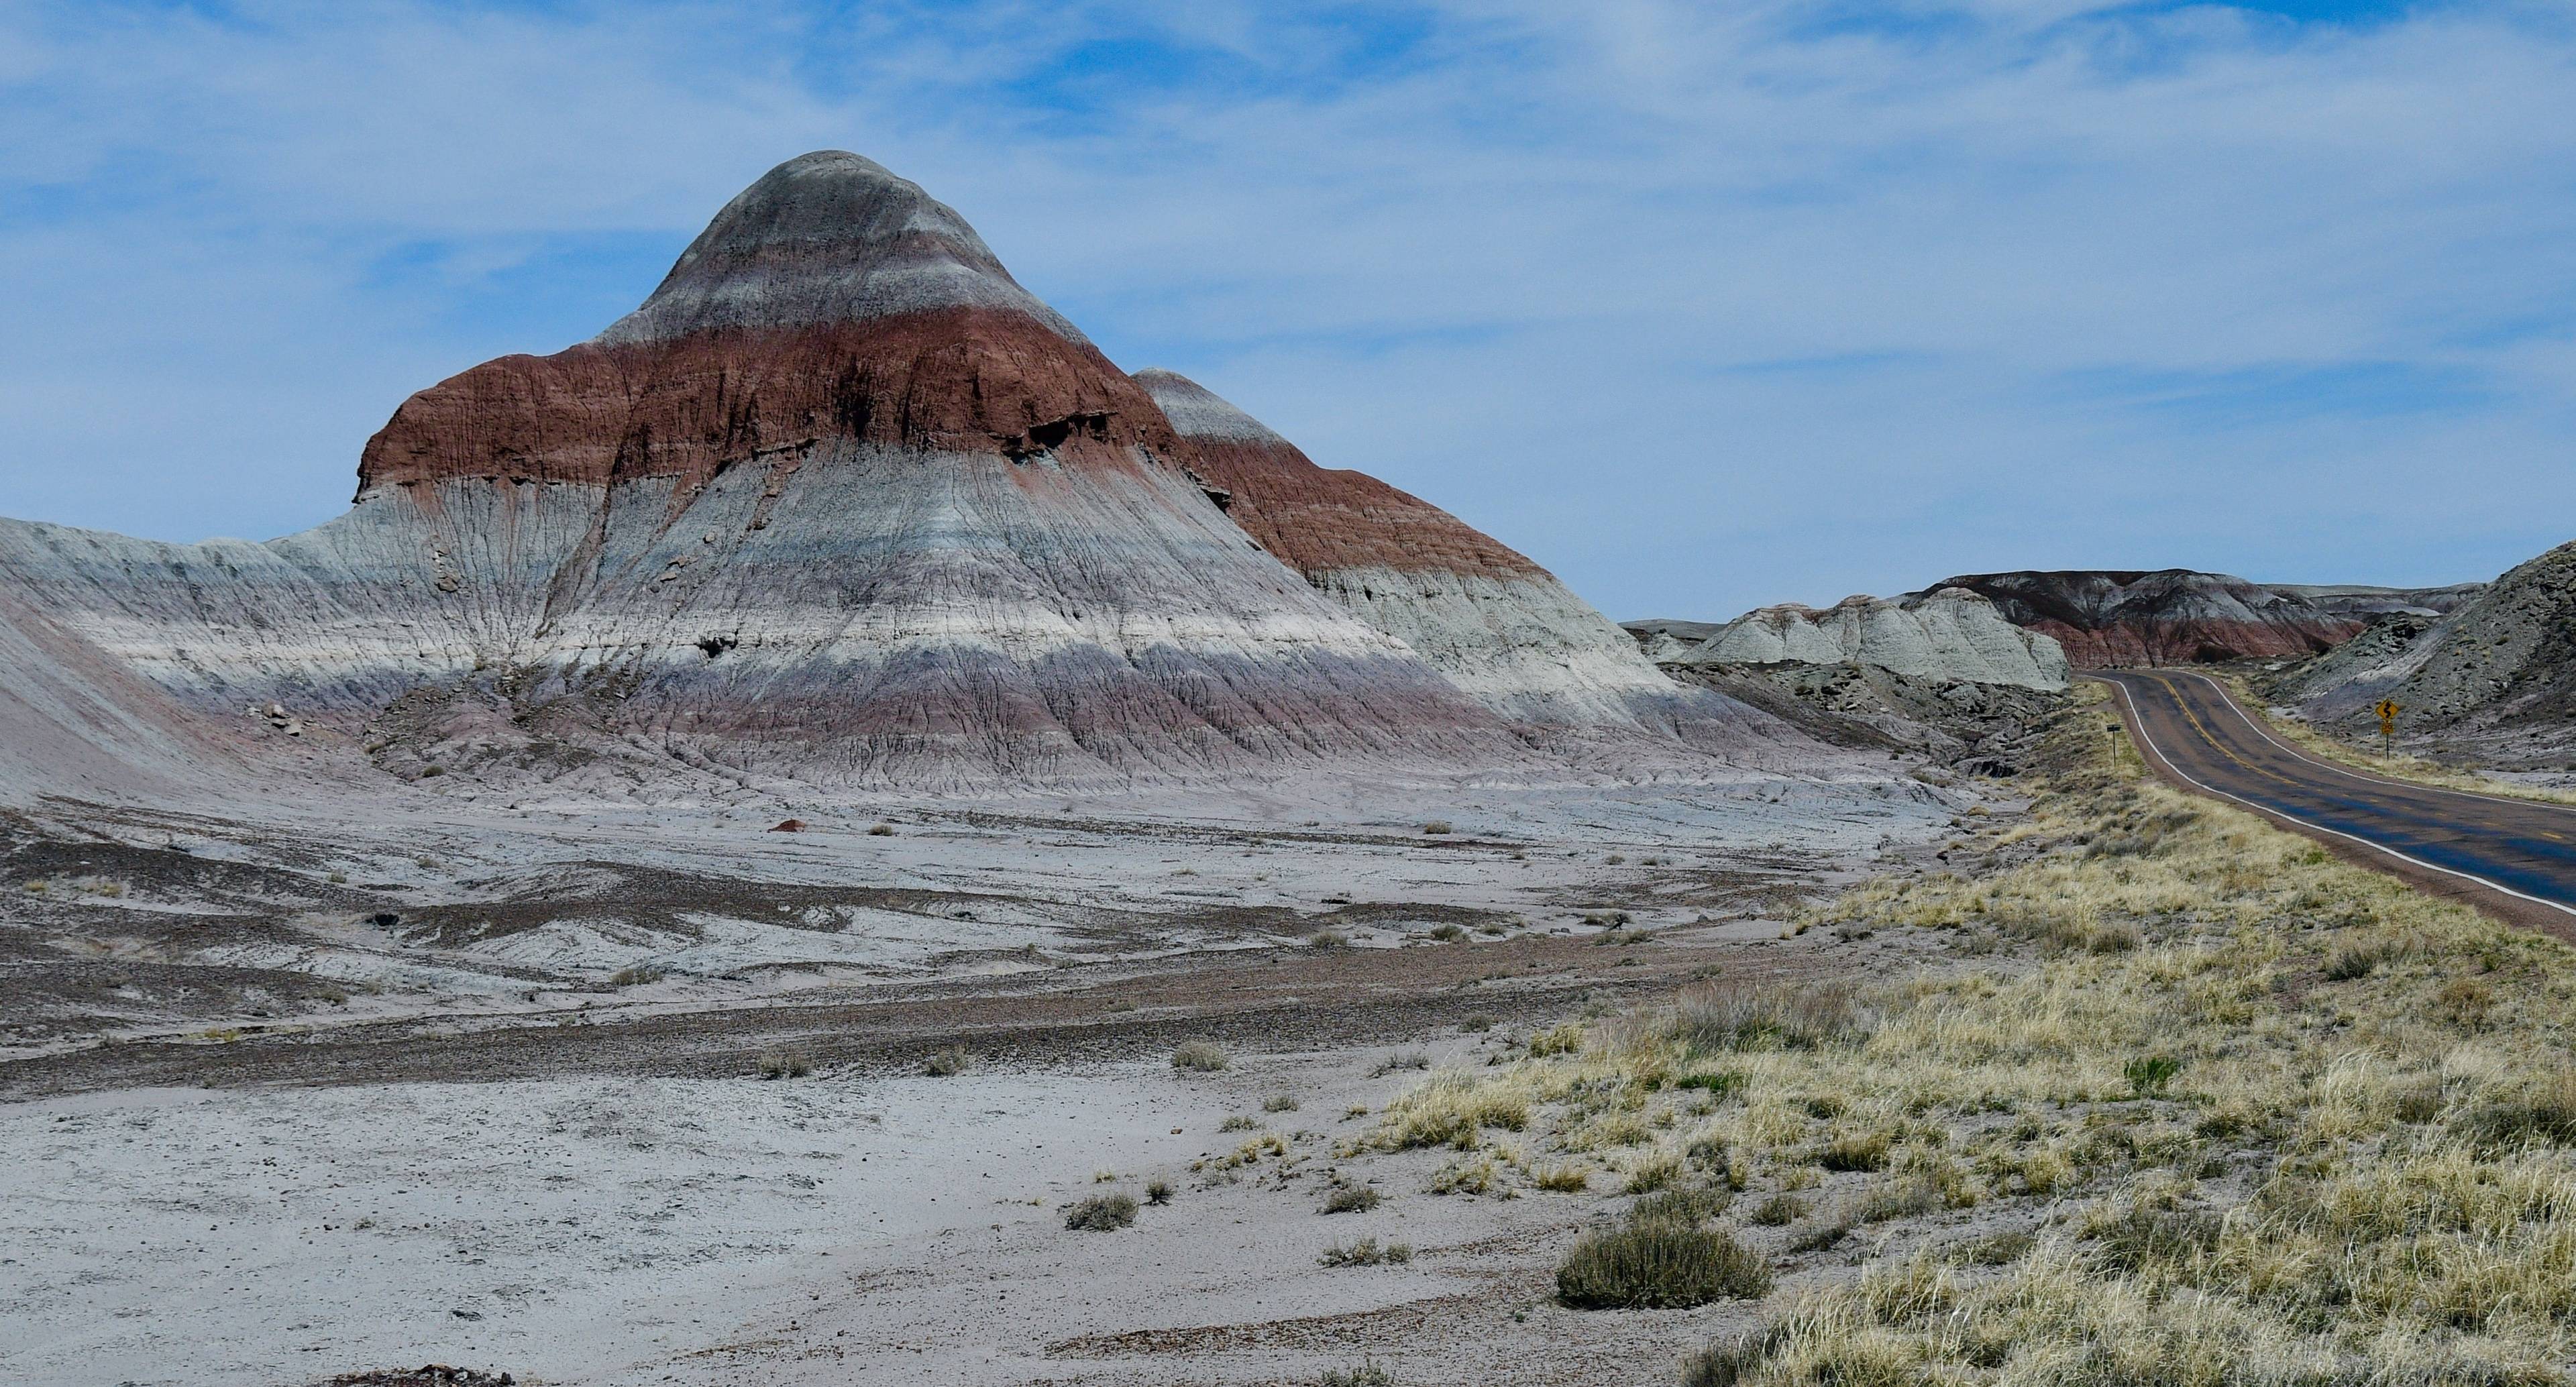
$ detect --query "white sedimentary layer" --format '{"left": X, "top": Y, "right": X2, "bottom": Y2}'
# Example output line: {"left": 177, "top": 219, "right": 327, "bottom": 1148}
{"left": 0, "top": 437, "right": 1553, "bottom": 795}
{"left": 1313, "top": 565, "right": 1703, "bottom": 725}
{"left": 1673, "top": 589, "right": 2070, "bottom": 691}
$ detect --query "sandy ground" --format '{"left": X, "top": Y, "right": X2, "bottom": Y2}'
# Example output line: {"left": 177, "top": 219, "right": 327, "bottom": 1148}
{"left": 0, "top": 771, "right": 1984, "bottom": 1386}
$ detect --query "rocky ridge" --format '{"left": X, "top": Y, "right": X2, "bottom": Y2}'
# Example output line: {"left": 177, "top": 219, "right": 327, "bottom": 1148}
{"left": 0, "top": 152, "right": 1803, "bottom": 802}
{"left": 2269, "top": 540, "right": 2576, "bottom": 769}
{"left": 1931, "top": 569, "right": 2363, "bottom": 668}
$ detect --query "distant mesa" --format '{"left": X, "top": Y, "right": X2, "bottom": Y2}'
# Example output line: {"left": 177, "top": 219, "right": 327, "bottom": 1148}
{"left": 0, "top": 150, "right": 1801, "bottom": 802}
{"left": 1927, "top": 569, "right": 2367, "bottom": 669}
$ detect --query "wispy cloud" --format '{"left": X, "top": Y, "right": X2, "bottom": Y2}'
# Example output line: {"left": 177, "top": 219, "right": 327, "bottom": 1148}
{"left": 1, "top": 0, "right": 2570, "bottom": 614}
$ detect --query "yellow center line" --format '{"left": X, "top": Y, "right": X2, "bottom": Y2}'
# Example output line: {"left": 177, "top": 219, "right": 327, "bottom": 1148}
{"left": 2140, "top": 674, "right": 2311, "bottom": 794}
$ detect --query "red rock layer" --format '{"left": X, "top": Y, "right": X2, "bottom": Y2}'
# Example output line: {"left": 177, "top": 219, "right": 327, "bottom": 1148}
{"left": 1132, "top": 373, "right": 1538, "bottom": 583}
{"left": 1933, "top": 570, "right": 2365, "bottom": 669}
{"left": 357, "top": 308, "right": 1175, "bottom": 497}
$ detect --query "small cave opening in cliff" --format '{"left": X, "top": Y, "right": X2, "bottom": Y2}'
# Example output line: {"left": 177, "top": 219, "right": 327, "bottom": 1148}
{"left": 697, "top": 634, "right": 740, "bottom": 660}
{"left": 1004, "top": 411, "right": 1116, "bottom": 462}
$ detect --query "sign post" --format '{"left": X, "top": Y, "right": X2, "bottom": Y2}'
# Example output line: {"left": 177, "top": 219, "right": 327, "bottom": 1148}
{"left": 2373, "top": 700, "right": 2400, "bottom": 761}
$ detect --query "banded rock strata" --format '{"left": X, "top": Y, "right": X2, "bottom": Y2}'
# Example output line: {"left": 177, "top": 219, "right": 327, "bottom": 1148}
{"left": 1935, "top": 569, "right": 2364, "bottom": 669}
{"left": 1133, "top": 370, "right": 1762, "bottom": 757}
{"left": 0, "top": 152, "right": 1792, "bottom": 799}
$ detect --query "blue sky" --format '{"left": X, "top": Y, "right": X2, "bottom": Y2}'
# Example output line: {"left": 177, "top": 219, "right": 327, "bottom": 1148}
{"left": 2, "top": 0, "right": 2571, "bottom": 620}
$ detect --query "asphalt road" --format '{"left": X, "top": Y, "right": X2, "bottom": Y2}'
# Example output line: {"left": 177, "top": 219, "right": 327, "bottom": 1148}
{"left": 2095, "top": 669, "right": 2576, "bottom": 936}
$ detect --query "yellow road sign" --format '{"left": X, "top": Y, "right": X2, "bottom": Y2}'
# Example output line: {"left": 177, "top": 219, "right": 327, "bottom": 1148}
{"left": 2373, "top": 699, "right": 2401, "bottom": 720}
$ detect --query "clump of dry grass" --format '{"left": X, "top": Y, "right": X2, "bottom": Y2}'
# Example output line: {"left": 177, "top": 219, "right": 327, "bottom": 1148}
{"left": 1064, "top": 1193, "right": 1138, "bottom": 1231}
{"left": 1318, "top": 1235, "right": 1413, "bottom": 1267}
{"left": 1171, "top": 1040, "right": 1230, "bottom": 1072}
{"left": 1531, "top": 1163, "right": 1591, "bottom": 1192}
{"left": 607, "top": 962, "right": 665, "bottom": 987}
{"left": 923, "top": 1045, "right": 972, "bottom": 1077}
{"left": 1556, "top": 1218, "right": 1771, "bottom": 1308}
{"left": 1660, "top": 981, "right": 1874, "bottom": 1054}
{"left": 755, "top": 1048, "right": 812, "bottom": 1080}
{"left": 1320, "top": 1179, "right": 1382, "bottom": 1214}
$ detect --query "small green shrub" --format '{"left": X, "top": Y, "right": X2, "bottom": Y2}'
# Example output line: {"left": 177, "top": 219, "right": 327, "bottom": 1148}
{"left": 1318, "top": 1362, "right": 1395, "bottom": 1387}
{"left": 2124, "top": 1055, "right": 2183, "bottom": 1095}
{"left": 1264, "top": 1093, "right": 1301, "bottom": 1113}
{"left": 1555, "top": 1221, "right": 1771, "bottom": 1308}
{"left": 1145, "top": 1178, "right": 1173, "bottom": 1205}
{"left": 1428, "top": 923, "right": 1468, "bottom": 942}
{"left": 1065, "top": 1193, "right": 1138, "bottom": 1231}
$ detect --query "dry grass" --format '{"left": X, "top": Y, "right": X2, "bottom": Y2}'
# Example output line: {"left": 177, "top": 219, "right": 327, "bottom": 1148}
{"left": 1064, "top": 1193, "right": 1138, "bottom": 1232}
{"left": 755, "top": 1048, "right": 812, "bottom": 1080}
{"left": 1370, "top": 694, "right": 2576, "bottom": 1384}
{"left": 1171, "top": 1040, "right": 1230, "bottom": 1072}
{"left": 1318, "top": 1234, "right": 1413, "bottom": 1267}
{"left": 923, "top": 1045, "right": 972, "bottom": 1077}
{"left": 1557, "top": 1219, "right": 1772, "bottom": 1309}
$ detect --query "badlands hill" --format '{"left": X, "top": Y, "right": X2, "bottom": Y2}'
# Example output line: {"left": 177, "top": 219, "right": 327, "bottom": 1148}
{"left": 1635, "top": 588, "right": 2068, "bottom": 692}
{"left": 0, "top": 152, "right": 1791, "bottom": 801}
{"left": 2275, "top": 583, "right": 2487, "bottom": 620}
{"left": 1933, "top": 569, "right": 2364, "bottom": 668}
{"left": 2271, "top": 540, "right": 2576, "bottom": 767}
{"left": 1626, "top": 590, "right": 2070, "bottom": 777}
{"left": 1132, "top": 370, "right": 1751, "bottom": 756}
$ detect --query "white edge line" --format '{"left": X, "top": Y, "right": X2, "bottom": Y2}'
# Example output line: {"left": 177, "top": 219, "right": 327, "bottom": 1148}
{"left": 2176, "top": 670, "right": 2576, "bottom": 818}
{"left": 2098, "top": 676, "right": 2576, "bottom": 921}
